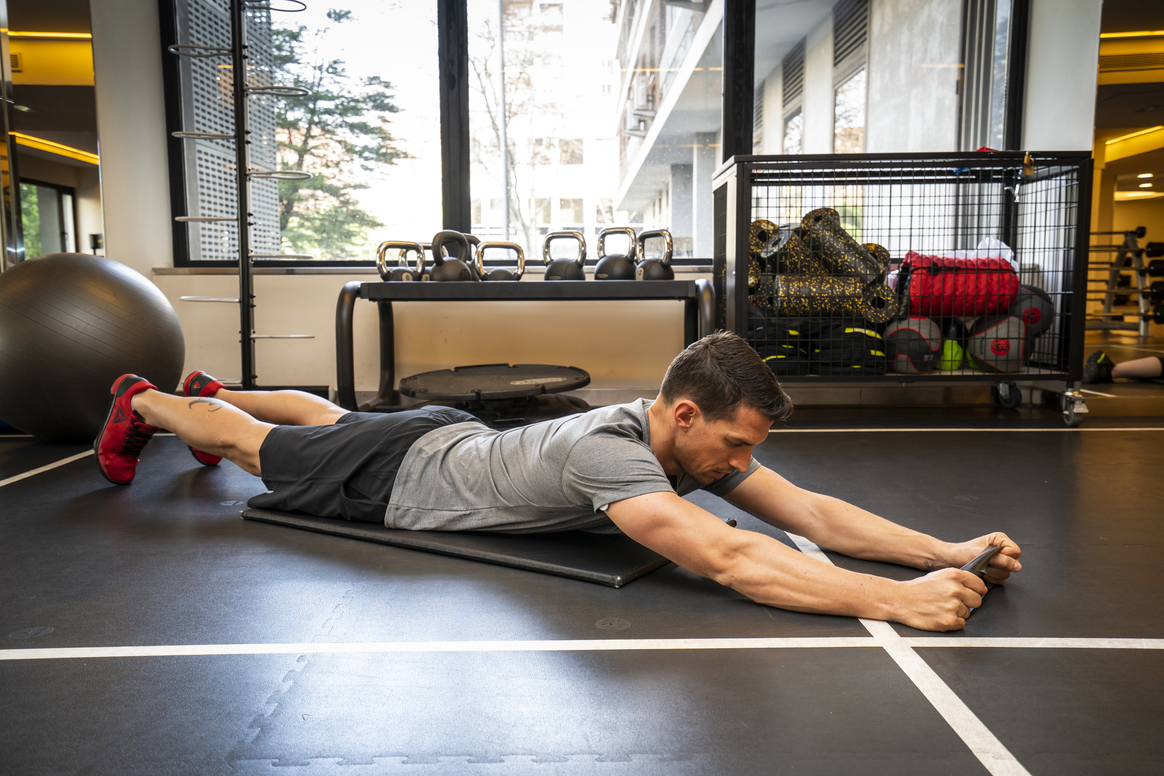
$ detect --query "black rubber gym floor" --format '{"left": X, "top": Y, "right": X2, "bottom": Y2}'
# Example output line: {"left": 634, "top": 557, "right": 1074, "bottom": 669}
{"left": 3, "top": 386, "right": 1163, "bottom": 774}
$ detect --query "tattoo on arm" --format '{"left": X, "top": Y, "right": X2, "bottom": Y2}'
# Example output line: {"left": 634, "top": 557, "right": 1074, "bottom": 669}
{"left": 924, "top": 560, "right": 935, "bottom": 570}
{"left": 188, "top": 398, "right": 224, "bottom": 412}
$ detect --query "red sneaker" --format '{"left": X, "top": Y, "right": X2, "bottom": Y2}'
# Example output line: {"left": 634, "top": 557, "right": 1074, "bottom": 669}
{"left": 182, "top": 370, "right": 226, "bottom": 466}
{"left": 94, "top": 375, "right": 159, "bottom": 485}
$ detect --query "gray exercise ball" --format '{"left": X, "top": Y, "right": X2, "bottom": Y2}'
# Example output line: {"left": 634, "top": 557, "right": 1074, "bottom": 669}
{"left": 0, "top": 253, "right": 185, "bottom": 442}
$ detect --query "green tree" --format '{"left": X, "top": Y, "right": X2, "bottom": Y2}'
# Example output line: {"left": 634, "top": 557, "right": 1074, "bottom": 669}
{"left": 19, "top": 183, "right": 41, "bottom": 260}
{"left": 273, "top": 9, "right": 407, "bottom": 260}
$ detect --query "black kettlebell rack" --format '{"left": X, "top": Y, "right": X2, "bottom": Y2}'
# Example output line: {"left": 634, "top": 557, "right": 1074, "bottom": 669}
{"left": 168, "top": 0, "right": 314, "bottom": 391}
{"left": 334, "top": 278, "right": 716, "bottom": 412}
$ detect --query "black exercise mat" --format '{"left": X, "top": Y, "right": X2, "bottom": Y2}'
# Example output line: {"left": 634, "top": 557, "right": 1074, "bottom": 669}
{"left": 241, "top": 508, "right": 670, "bottom": 588}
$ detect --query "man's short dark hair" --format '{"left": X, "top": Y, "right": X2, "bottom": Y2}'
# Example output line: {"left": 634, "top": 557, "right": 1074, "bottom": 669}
{"left": 659, "top": 331, "right": 793, "bottom": 423}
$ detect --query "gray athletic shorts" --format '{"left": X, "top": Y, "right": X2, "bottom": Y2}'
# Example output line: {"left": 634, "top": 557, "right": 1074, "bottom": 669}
{"left": 248, "top": 406, "right": 479, "bottom": 523}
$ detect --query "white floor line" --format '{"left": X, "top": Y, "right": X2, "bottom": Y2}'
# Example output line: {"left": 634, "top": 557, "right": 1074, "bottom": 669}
{"left": 785, "top": 532, "right": 1030, "bottom": 776}
{"left": 772, "top": 427, "right": 1164, "bottom": 433}
{"left": 904, "top": 637, "right": 1164, "bottom": 650}
{"left": 1080, "top": 388, "right": 1119, "bottom": 397}
{"left": 0, "top": 637, "right": 881, "bottom": 661}
{"left": 2, "top": 635, "right": 1160, "bottom": 663}
{"left": 1096, "top": 344, "right": 1164, "bottom": 356}
{"left": 0, "top": 450, "right": 93, "bottom": 489}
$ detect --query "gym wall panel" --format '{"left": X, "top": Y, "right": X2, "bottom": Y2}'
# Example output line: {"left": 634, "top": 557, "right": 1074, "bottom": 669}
{"left": 90, "top": 0, "right": 174, "bottom": 278}
{"left": 1022, "top": 0, "right": 1102, "bottom": 152}
{"left": 865, "top": 0, "right": 961, "bottom": 153}
{"left": 802, "top": 12, "right": 835, "bottom": 155}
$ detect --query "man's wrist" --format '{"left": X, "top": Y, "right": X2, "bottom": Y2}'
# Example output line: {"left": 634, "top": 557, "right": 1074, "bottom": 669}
{"left": 921, "top": 538, "right": 957, "bottom": 571}
{"left": 870, "top": 575, "right": 906, "bottom": 623}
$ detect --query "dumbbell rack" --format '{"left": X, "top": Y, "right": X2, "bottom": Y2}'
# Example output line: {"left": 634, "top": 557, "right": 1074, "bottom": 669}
{"left": 1085, "top": 228, "right": 1164, "bottom": 337}
{"left": 168, "top": 0, "right": 314, "bottom": 390}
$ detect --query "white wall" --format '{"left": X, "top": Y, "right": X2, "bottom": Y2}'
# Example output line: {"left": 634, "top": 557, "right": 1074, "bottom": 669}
{"left": 802, "top": 13, "right": 834, "bottom": 154}
{"left": 865, "top": 0, "right": 962, "bottom": 153}
{"left": 1022, "top": 0, "right": 1102, "bottom": 151}
{"left": 90, "top": 0, "right": 174, "bottom": 276}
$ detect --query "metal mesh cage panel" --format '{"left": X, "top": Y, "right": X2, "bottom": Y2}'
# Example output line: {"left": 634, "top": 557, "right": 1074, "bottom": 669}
{"left": 715, "top": 153, "right": 1089, "bottom": 384}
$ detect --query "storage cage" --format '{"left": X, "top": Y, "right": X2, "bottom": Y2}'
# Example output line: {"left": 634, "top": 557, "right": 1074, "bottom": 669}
{"left": 712, "top": 152, "right": 1092, "bottom": 422}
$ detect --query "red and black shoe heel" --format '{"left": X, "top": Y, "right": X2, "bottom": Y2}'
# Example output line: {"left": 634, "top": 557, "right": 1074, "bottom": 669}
{"left": 94, "top": 374, "right": 160, "bottom": 485}
{"left": 182, "top": 370, "right": 226, "bottom": 466}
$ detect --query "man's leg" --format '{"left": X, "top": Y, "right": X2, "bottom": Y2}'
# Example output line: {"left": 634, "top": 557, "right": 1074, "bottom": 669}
{"left": 1112, "top": 356, "right": 1164, "bottom": 380}
{"left": 211, "top": 388, "right": 347, "bottom": 427}
{"left": 184, "top": 371, "right": 346, "bottom": 427}
{"left": 132, "top": 390, "right": 274, "bottom": 476}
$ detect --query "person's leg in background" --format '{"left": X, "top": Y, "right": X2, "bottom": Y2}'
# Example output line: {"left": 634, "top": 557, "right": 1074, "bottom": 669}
{"left": 1083, "top": 352, "right": 1164, "bottom": 383}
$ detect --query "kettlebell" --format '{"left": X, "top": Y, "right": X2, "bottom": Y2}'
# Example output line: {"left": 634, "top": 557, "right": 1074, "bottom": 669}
{"left": 376, "top": 240, "right": 425, "bottom": 282}
{"left": 543, "top": 231, "right": 588, "bottom": 280}
{"left": 594, "top": 227, "right": 637, "bottom": 280}
{"left": 429, "top": 230, "right": 478, "bottom": 281}
{"left": 464, "top": 234, "right": 482, "bottom": 273}
{"left": 475, "top": 241, "right": 525, "bottom": 281}
{"left": 635, "top": 228, "right": 674, "bottom": 280}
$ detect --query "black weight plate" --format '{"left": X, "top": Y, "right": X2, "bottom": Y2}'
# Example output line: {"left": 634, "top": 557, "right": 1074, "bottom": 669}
{"left": 399, "top": 363, "right": 591, "bottom": 401}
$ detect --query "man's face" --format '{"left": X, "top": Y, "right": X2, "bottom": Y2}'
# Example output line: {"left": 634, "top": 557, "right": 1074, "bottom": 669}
{"left": 674, "top": 403, "right": 773, "bottom": 484}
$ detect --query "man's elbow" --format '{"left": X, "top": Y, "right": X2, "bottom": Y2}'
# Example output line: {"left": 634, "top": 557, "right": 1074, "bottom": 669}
{"left": 700, "top": 541, "right": 748, "bottom": 590}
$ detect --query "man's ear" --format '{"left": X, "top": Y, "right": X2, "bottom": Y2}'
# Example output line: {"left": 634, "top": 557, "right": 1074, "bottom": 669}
{"left": 673, "top": 399, "right": 698, "bottom": 429}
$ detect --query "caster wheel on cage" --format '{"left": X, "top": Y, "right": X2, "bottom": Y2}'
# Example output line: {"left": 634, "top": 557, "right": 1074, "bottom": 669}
{"left": 1060, "top": 392, "right": 1086, "bottom": 427}
{"left": 994, "top": 381, "right": 1022, "bottom": 409}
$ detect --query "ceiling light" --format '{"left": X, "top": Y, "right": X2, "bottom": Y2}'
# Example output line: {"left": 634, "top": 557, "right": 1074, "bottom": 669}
{"left": 9, "top": 133, "right": 98, "bottom": 165}
{"left": 1139, "top": 173, "right": 1154, "bottom": 178}
{"left": 1106, "top": 126, "right": 1164, "bottom": 145}
{"left": 1100, "top": 30, "right": 1164, "bottom": 39}
{"left": 7, "top": 31, "right": 93, "bottom": 39}
{"left": 1139, "top": 182, "right": 1153, "bottom": 188}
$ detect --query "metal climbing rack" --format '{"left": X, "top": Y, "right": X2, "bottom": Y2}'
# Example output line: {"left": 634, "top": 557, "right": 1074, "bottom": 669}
{"left": 1084, "top": 227, "right": 1164, "bottom": 338}
{"left": 167, "top": 0, "right": 314, "bottom": 390}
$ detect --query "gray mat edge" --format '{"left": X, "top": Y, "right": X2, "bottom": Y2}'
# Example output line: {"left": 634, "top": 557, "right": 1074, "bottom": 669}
{"left": 240, "top": 508, "right": 670, "bottom": 588}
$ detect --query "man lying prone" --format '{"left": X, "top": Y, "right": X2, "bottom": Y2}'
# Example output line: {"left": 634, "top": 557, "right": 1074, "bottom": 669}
{"left": 95, "top": 332, "right": 1021, "bottom": 632}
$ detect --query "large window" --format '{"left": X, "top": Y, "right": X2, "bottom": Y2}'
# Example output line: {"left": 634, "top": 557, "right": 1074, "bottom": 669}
{"left": 166, "top": 0, "right": 441, "bottom": 264}
{"left": 18, "top": 181, "right": 76, "bottom": 258}
{"left": 164, "top": 0, "right": 724, "bottom": 265}
{"left": 833, "top": 68, "right": 866, "bottom": 153}
{"left": 465, "top": 0, "right": 628, "bottom": 261}
{"left": 783, "top": 111, "right": 803, "bottom": 155}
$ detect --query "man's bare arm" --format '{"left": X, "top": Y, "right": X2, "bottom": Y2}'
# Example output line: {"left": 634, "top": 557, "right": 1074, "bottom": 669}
{"left": 723, "top": 466, "right": 1022, "bottom": 584}
{"left": 605, "top": 491, "right": 988, "bottom": 631}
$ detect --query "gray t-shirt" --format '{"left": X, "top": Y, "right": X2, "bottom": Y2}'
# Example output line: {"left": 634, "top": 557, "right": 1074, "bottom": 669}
{"left": 384, "top": 398, "right": 759, "bottom": 533}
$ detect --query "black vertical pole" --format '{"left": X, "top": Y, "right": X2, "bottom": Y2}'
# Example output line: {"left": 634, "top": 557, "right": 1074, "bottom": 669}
{"left": 438, "top": 0, "right": 471, "bottom": 231}
{"left": 721, "top": 0, "right": 756, "bottom": 165}
{"left": 1003, "top": 0, "right": 1030, "bottom": 151}
{"left": 230, "top": 0, "right": 256, "bottom": 389}
{"left": 157, "top": 0, "right": 190, "bottom": 265}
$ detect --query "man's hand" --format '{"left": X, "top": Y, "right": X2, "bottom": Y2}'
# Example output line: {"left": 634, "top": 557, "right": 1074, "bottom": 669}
{"left": 894, "top": 568, "right": 988, "bottom": 631}
{"left": 946, "top": 532, "right": 1023, "bottom": 586}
